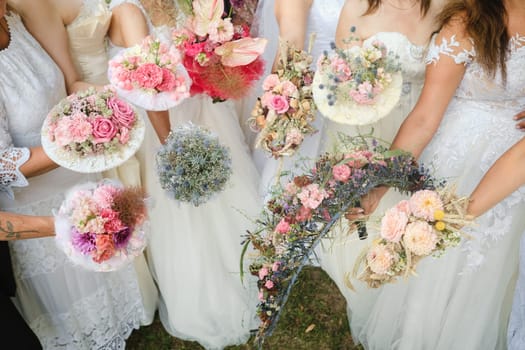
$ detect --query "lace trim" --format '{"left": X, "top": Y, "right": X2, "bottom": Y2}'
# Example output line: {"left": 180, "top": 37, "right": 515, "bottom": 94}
{"left": 509, "top": 33, "right": 525, "bottom": 52}
{"left": 0, "top": 147, "right": 30, "bottom": 199}
{"left": 426, "top": 34, "right": 476, "bottom": 66}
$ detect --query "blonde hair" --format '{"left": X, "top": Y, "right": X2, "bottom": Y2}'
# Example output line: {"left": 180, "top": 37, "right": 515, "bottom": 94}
{"left": 140, "top": 0, "right": 179, "bottom": 27}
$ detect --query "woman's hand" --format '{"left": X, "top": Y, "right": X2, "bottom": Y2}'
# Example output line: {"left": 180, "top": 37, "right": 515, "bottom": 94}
{"left": 514, "top": 110, "right": 525, "bottom": 131}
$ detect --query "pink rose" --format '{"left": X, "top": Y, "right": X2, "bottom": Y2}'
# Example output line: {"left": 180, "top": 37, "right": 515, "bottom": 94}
{"left": 275, "top": 218, "right": 291, "bottom": 234}
{"left": 156, "top": 68, "right": 177, "bottom": 92}
{"left": 119, "top": 127, "right": 130, "bottom": 144}
{"left": 132, "top": 63, "right": 163, "bottom": 89}
{"left": 403, "top": 221, "right": 438, "bottom": 256}
{"left": 258, "top": 267, "right": 269, "bottom": 280}
{"left": 268, "top": 95, "right": 290, "bottom": 114}
{"left": 107, "top": 97, "right": 135, "bottom": 128}
{"left": 264, "top": 280, "right": 274, "bottom": 289}
{"left": 332, "top": 164, "right": 351, "bottom": 182}
{"left": 409, "top": 190, "right": 444, "bottom": 221}
{"left": 380, "top": 207, "right": 408, "bottom": 242}
{"left": 91, "top": 117, "right": 117, "bottom": 144}
{"left": 262, "top": 74, "right": 280, "bottom": 91}
{"left": 280, "top": 81, "right": 298, "bottom": 97}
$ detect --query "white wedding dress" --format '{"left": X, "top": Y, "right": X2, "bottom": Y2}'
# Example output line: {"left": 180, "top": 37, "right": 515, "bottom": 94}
{"left": 109, "top": 1, "right": 261, "bottom": 348}
{"left": 508, "top": 234, "right": 525, "bottom": 349}
{"left": 316, "top": 31, "right": 427, "bottom": 341}
{"left": 250, "top": 0, "right": 345, "bottom": 196}
{"left": 354, "top": 33, "right": 525, "bottom": 350}
{"left": 0, "top": 12, "right": 150, "bottom": 349}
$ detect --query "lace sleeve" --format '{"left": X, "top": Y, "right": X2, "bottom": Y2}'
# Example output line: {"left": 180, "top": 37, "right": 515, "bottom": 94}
{"left": 0, "top": 102, "right": 30, "bottom": 198}
{"left": 425, "top": 20, "right": 476, "bottom": 66}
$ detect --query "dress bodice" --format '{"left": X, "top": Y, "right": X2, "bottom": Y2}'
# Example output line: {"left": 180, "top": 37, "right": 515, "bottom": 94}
{"left": 0, "top": 12, "right": 65, "bottom": 148}
{"left": 306, "top": 0, "right": 345, "bottom": 62}
{"left": 67, "top": 0, "right": 111, "bottom": 84}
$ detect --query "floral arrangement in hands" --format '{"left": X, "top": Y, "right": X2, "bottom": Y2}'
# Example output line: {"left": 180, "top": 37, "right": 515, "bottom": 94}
{"left": 172, "top": 0, "right": 267, "bottom": 101}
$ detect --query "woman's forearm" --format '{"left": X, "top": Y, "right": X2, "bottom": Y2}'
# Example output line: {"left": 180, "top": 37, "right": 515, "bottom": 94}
{"left": 147, "top": 110, "right": 171, "bottom": 144}
{"left": 0, "top": 212, "right": 54, "bottom": 240}
{"left": 19, "top": 147, "right": 58, "bottom": 178}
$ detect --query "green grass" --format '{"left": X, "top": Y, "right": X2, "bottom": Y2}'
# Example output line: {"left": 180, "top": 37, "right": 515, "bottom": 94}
{"left": 127, "top": 267, "right": 362, "bottom": 349}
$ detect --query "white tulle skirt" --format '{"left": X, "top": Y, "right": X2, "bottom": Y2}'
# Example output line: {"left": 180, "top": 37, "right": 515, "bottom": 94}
{"left": 508, "top": 234, "right": 525, "bottom": 349}
{"left": 137, "top": 95, "right": 261, "bottom": 349}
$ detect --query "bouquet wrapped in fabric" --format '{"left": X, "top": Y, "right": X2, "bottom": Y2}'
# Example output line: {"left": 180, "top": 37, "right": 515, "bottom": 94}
{"left": 243, "top": 135, "right": 437, "bottom": 344}
{"left": 250, "top": 39, "right": 317, "bottom": 158}
{"left": 356, "top": 188, "right": 473, "bottom": 288}
{"left": 313, "top": 29, "right": 402, "bottom": 125}
{"left": 54, "top": 180, "right": 149, "bottom": 271}
{"left": 156, "top": 123, "right": 232, "bottom": 206}
{"left": 108, "top": 36, "right": 191, "bottom": 111}
{"left": 41, "top": 87, "right": 145, "bottom": 173}
{"left": 172, "top": 0, "right": 267, "bottom": 101}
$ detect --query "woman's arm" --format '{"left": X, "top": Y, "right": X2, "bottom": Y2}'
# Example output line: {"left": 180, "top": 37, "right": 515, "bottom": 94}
{"left": 109, "top": 3, "right": 171, "bottom": 143}
{"left": 0, "top": 212, "right": 54, "bottom": 240}
{"left": 467, "top": 137, "right": 525, "bottom": 217}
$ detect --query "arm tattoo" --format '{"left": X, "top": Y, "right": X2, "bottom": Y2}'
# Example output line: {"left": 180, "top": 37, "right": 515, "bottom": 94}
{"left": 0, "top": 219, "right": 40, "bottom": 240}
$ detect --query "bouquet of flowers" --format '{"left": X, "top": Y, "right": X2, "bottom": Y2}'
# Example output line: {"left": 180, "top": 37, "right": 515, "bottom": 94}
{"left": 54, "top": 180, "right": 149, "bottom": 271}
{"left": 41, "top": 87, "right": 145, "bottom": 173}
{"left": 156, "top": 123, "right": 232, "bottom": 206}
{"left": 356, "top": 188, "right": 473, "bottom": 288}
{"left": 243, "top": 134, "right": 438, "bottom": 343}
{"left": 313, "top": 29, "right": 402, "bottom": 125}
{"left": 172, "top": 0, "right": 267, "bottom": 101}
{"left": 108, "top": 36, "right": 191, "bottom": 111}
{"left": 250, "top": 39, "right": 316, "bottom": 158}
{"left": 229, "top": 0, "right": 259, "bottom": 29}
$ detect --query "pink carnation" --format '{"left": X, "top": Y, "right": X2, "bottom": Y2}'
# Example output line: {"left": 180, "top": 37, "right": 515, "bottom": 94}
{"left": 350, "top": 82, "right": 375, "bottom": 104}
{"left": 275, "top": 218, "right": 291, "bottom": 234}
{"left": 297, "top": 183, "right": 329, "bottom": 210}
{"left": 91, "top": 117, "right": 117, "bottom": 144}
{"left": 156, "top": 68, "right": 177, "bottom": 92}
{"left": 69, "top": 114, "right": 93, "bottom": 143}
{"left": 409, "top": 190, "right": 444, "bottom": 221}
{"left": 367, "top": 244, "right": 394, "bottom": 275}
{"left": 403, "top": 221, "right": 438, "bottom": 256}
{"left": 53, "top": 119, "right": 74, "bottom": 146}
{"left": 132, "top": 63, "right": 163, "bottom": 89}
{"left": 82, "top": 216, "right": 106, "bottom": 234}
{"left": 107, "top": 97, "right": 135, "bottom": 128}
{"left": 268, "top": 95, "right": 290, "bottom": 114}
{"left": 262, "top": 74, "right": 280, "bottom": 91}
{"left": 380, "top": 207, "right": 409, "bottom": 242}
{"left": 92, "top": 185, "right": 118, "bottom": 210}
{"left": 332, "top": 164, "right": 351, "bottom": 182}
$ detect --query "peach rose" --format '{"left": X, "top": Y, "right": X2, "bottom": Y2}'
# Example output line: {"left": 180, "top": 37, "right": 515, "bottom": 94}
{"left": 380, "top": 207, "right": 408, "bottom": 242}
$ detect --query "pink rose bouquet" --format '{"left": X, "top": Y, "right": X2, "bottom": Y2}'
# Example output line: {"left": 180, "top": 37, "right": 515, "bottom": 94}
{"left": 172, "top": 0, "right": 267, "bottom": 102}
{"left": 54, "top": 180, "right": 149, "bottom": 271}
{"left": 108, "top": 36, "right": 191, "bottom": 110}
{"left": 42, "top": 87, "right": 145, "bottom": 173}
{"left": 250, "top": 39, "right": 317, "bottom": 158}
{"left": 357, "top": 188, "right": 473, "bottom": 288}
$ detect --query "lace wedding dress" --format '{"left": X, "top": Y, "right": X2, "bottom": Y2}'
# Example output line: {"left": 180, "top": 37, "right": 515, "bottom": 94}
{"left": 66, "top": 0, "right": 158, "bottom": 326}
{"left": 316, "top": 31, "right": 427, "bottom": 341}
{"left": 250, "top": 0, "right": 345, "bottom": 196}
{"left": 354, "top": 32, "right": 525, "bottom": 350}
{"left": 109, "top": 1, "right": 261, "bottom": 348}
{"left": 508, "top": 234, "right": 525, "bottom": 349}
{"left": 0, "top": 12, "right": 150, "bottom": 349}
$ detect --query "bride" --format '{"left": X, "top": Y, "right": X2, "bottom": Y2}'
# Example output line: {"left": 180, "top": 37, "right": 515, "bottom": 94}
{"left": 356, "top": 0, "right": 525, "bottom": 348}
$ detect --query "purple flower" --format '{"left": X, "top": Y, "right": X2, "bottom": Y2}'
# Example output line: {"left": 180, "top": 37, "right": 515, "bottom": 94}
{"left": 72, "top": 230, "right": 96, "bottom": 255}
{"left": 112, "top": 227, "right": 132, "bottom": 249}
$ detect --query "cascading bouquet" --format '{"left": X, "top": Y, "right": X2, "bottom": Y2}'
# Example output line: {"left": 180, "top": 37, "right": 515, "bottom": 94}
{"left": 41, "top": 87, "right": 145, "bottom": 173}
{"left": 54, "top": 180, "right": 149, "bottom": 271}
{"left": 172, "top": 0, "right": 267, "bottom": 101}
{"left": 355, "top": 188, "right": 473, "bottom": 288}
{"left": 313, "top": 28, "right": 402, "bottom": 125}
{"left": 242, "top": 134, "right": 438, "bottom": 345}
{"left": 249, "top": 38, "right": 317, "bottom": 158}
{"left": 156, "top": 122, "right": 232, "bottom": 206}
{"left": 108, "top": 36, "right": 191, "bottom": 111}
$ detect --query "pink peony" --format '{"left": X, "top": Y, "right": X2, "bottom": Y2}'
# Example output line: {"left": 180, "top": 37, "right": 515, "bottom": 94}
{"left": 262, "top": 74, "right": 280, "bottom": 91}
{"left": 258, "top": 267, "right": 269, "bottom": 280}
{"left": 403, "top": 221, "right": 438, "bottom": 256}
{"left": 132, "top": 63, "right": 163, "bottom": 89}
{"left": 107, "top": 97, "right": 135, "bottom": 128}
{"left": 332, "top": 164, "right": 352, "bottom": 182}
{"left": 409, "top": 190, "right": 444, "bottom": 221}
{"left": 380, "top": 207, "right": 409, "bottom": 242}
{"left": 156, "top": 68, "right": 177, "bottom": 92}
{"left": 297, "top": 183, "right": 329, "bottom": 210}
{"left": 275, "top": 218, "right": 291, "bottom": 234}
{"left": 280, "top": 81, "right": 298, "bottom": 97}
{"left": 91, "top": 117, "right": 118, "bottom": 144}
{"left": 264, "top": 280, "right": 274, "bottom": 289}
{"left": 268, "top": 95, "right": 290, "bottom": 114}
{"left": 366, "top": 244, "right": 394, "bottom": 275}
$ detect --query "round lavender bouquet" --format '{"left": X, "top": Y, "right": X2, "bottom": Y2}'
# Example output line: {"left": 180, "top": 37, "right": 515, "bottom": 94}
{"left": 156, "top": 123, "right": 232, "bottom": 206}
